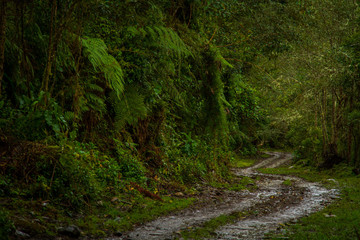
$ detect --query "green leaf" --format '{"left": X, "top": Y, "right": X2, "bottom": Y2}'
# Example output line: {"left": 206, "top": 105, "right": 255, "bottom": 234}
{"left": 82, "top": 37, "right": 124, "bottom": 98}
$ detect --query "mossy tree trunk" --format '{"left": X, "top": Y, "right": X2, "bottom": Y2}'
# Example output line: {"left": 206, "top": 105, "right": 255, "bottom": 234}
{"left": 0, "top": 0, "right": 7, "bottom": 96}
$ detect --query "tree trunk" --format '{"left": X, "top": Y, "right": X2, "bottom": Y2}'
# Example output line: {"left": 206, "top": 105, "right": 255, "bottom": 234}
{"left": 348, "top": 84, "right": 355, "bottom": 163}
{"left": 41, "top": 0, "right": 57, "bottom": 98}
{"left": 348, "top": 125, "right": 353, "bottom": 164}
{"left": 0, "top": 0, "right": 7, "bottom": 97}
{"left": 320, "top": 88, "right": 329, "bottom": 154}
{"left": 330, "top": 92, "right": 338, "bottom": 146}
{"left": 20, "top": 2, "right": 31, "bottom": 97}
{"left": 42, "top": 0, "right": 81, "bottom": 102}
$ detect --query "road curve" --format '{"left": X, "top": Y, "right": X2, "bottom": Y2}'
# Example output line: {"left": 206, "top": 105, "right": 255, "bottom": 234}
{"left": 215, "top": 152, "right": 339, "bottom": 239}
{"left": 107, "top": 152, "right": 339, "bottom": 240}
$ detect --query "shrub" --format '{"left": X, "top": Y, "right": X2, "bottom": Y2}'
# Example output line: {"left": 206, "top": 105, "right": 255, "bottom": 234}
{"left": 0, "top": 208, "right": 14, "bottom": 240}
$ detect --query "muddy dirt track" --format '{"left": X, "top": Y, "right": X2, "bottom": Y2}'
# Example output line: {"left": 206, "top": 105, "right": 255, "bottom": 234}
{"left": 109, "top": 152, "right": 339, "bottom": 240}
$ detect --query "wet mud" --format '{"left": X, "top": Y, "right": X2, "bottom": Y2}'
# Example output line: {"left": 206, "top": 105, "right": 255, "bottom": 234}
{"left": 109, "top": 152, "right": 339, "bottom": 240}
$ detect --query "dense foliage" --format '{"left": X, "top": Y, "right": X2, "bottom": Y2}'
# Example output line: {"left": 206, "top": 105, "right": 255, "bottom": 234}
{"left": 249, "top": 0, "right": 360, "bottom": 169}
{"left": 0, "top": 0, "right": 264, "bottom": 209}
{"left": 1, "top": 0, "right": 360, "bottom": 237}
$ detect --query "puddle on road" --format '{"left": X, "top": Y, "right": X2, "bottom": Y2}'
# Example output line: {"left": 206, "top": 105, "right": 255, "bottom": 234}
{"left": 215, "top": 181, "right": 339, "bottom": 240}
{"left": 108, "top": 152, "right": 339, "bottom": 240}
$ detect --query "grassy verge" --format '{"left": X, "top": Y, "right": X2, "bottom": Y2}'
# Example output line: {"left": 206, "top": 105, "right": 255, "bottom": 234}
{"left": 259, "top": 164, "right": 360, "bottom": 240}
{"left": 231, "top": 157, "right": 256, "bottom": 168}
{"left": 78, "top": 196, "right": 195, "bottom": 237}
{"left": 177, "top": 212, "right": 248, "bottom": 240}
{"left": 209, "top": 175, "right": 258, "bottom": 192}
{"left": 260, "top": 148, "right": 294, "bottom": 153}
{"left": 0, "top": 195, "right": 195, "bottom": 238}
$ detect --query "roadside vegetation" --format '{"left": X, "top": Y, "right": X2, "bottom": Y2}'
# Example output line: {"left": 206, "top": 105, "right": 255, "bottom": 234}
{"left": 1, "top": 0, "right": 360, "bottom": 239}
{"left": 260, "top": 162, "right": 360, "bottom": 239}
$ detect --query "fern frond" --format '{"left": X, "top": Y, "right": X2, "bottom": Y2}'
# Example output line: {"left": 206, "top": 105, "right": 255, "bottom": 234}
{"left": 4, "top": 39, "right": 22, "bottom": 83}
{"left": 164, "top": 78, "right": 186, "bottom": 107}
{"left": 64, "top": 111, "right": 75, "bottom": 122}
{"left": 84, "top": 92, "right": 106, "bottom": 114}
{"left": 87, "top": 83, "right": 104, "bottom": 93}
{"left": 110, "top": 86, "right": 147, "bottom": 130}
{"left": 126, "top": 26, "right": 192, "bottom": 57}
{"left": 81, "top": 37, "right": 124, "bottom": 98}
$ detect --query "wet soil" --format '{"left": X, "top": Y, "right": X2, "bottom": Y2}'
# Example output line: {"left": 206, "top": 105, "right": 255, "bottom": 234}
{"left": 109, "top": 152, "right": 339, "bottom": 240}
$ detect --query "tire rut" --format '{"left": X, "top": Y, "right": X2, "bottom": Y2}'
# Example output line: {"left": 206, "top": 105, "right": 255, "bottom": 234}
{"left": 108, "top": 152, "right": 339, "bottom": 240}
{"left": 215, "top": 152, "right": 339, "bottom": 239}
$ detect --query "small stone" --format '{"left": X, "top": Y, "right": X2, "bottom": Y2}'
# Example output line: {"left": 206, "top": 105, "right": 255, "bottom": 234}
{"left": 58, "top": 225, "right": 81, "bottom": 238}
{"left": 327, "top": 179, "right": 338, "bottom": 184}
{"left": 174, "top": 192, "right": 184, "bottom": 197}
{"left": 15, "top": 230, "right": 30, "bottom": 238}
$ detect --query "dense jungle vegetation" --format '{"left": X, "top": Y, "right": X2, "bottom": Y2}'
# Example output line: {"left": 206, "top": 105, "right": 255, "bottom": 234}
{"left": 1, "top": 0, "right": 360, "bottom": 239}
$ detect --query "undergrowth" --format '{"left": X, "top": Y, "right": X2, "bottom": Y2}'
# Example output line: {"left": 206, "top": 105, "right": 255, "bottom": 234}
{"left": 1, "top": 195, "right": 195, "bottom": 238}
{"left": 76, "top": 196, "right": 195, "bottom": 237}
{"left": 230, "top": 156, "right": 256, "bottom": 168}
{"left": 0, "top": 208, "right": 14, "bottom": 240}
{"left": 0, "top": 133, "right": 236, "bottom": 239}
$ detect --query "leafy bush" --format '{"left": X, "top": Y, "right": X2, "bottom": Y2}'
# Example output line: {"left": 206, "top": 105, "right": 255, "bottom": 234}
{"left": 113, "top": 140, "right": 147, "bottom": 182}
{"left": 0, "top": 93, "right": 69, "bottom": 141}
{"left": 0, "top": 176, "right": 10, "bottom": 197}
{"left": 0, "top": 208, "right": 14, "bottom": 240}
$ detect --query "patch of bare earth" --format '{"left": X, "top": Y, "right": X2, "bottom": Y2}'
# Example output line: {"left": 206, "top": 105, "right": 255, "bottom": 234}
{"left": 108, "top": 152, "right": 339, "bottom": 240}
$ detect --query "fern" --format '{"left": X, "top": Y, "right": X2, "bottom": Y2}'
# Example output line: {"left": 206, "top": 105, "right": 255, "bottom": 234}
{"left": 87, "top": 83, "right": 104, "bottom": 93}
{"left": 212, "top": 46, "right": 233, "bottom": 68}
{"left": 81, "top": 37, "right": 124, "bottom": 98}
{"left": 126, "top": 26, "right": 192, "bottom": 57}
{"left": 64, "top": 111, "right": 75, "bottom": 122}
{"left": 81, "top": 82, "right": 106, "bottom": 115}
{"left": 149, "top": 26, "right": 192, "bottom": 57}
{"left": 163, "top": 78, "right": 186, "bottom": 107}
{"left": 110, "top": 86, "right": 147, "bottom": 130}
{"left": 5, "top": 39, "right": 22, "bottom": 83}
{"left": 84, "top": 92, "right": 106, "bottom": 114}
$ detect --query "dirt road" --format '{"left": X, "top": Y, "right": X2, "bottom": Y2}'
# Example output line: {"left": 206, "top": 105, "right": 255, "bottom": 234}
{"left": 110, "top": 152, "right": 339, "bottom": 240}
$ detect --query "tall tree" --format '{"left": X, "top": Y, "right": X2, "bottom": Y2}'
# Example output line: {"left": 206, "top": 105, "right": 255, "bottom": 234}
{"left": 0, "top": 0, "right": 7, "bottom": 96}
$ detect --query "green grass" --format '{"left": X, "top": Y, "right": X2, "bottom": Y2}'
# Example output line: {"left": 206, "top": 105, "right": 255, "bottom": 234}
{"left": 259, "top": 164, "right": 360, "bottom": 240}
{"left": 231, "top": 157, "right": 256, "bottom": 168}
{"left": 1, "top": 195, "right": 195, "bottom": 238}
{"left": 282, "top": 179, "right": 293, "bottom": 186}
{"left": 72, "top": 196, "right": 195, "bottom": 237}
{"left": 259, "top": 148, "right": 294, "bottom": 153}
{"left": 98, "top": 196, "right": 195, "bottom": 233}
{"left": 178, "top": 212, "right": 247, "bottom": 239}
{"left": 210, "top": 176, "right": 258, "bottom": 192}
